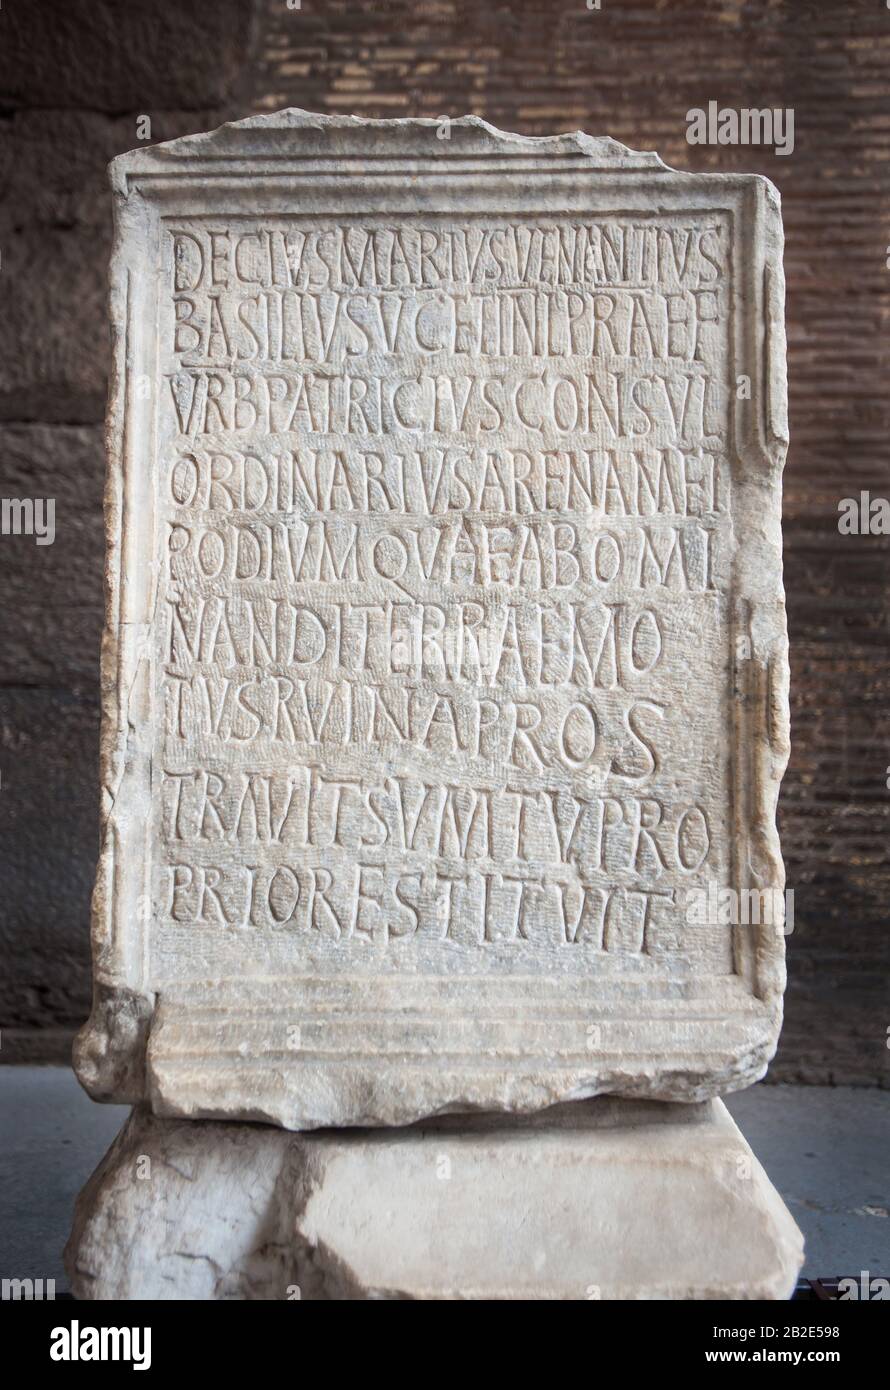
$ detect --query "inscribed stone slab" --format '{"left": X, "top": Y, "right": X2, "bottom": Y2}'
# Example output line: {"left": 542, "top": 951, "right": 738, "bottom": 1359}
{"left": 75, "top": 112, "right": 790, "bottom": 1128}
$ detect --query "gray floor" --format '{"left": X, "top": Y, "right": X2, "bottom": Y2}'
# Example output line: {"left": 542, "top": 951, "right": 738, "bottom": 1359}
{"left": 0, "top": 1067, "right": 887, "bottom": 1291}
{"left": 726, "top": 1084, "right": 890, "bottom": 1278}
{"left": 0, "top": 1068, "right": 128, "bottom": 1290}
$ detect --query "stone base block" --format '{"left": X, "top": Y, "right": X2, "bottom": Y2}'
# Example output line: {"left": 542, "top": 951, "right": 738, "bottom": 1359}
{"left": 65, "top": 1097, "right": 803, "bottom": 1300}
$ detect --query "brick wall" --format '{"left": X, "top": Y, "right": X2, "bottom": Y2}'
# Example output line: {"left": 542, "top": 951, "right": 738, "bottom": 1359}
{"left": 0, "top": 0, "right": 258, "bottom": 1061}
{"left": 1, "top": 0, "right": 887, "bottom": 1085}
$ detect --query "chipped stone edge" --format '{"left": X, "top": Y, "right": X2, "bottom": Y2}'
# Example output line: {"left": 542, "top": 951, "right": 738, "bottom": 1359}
{"left": 109, "top": 107, "right": 670, "bottom": 179}
{"left": 74, "top": 150, "right": 159, "bottom": 1105}
{"left": 147, "top": 1047, "right": 783, "bottom": 1132}
{"left": 730, "top": 172, "right": 790, "bottom": 1021}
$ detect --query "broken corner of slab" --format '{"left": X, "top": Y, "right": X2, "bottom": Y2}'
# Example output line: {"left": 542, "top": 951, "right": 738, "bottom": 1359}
{"left": 65, "top": 1098, "right": 803, "bottom": 1301}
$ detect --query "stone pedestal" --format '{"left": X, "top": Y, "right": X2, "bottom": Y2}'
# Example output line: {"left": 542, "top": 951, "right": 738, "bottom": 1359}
{"left": 65, "top": 1099, "right": 803, "bottom": 1300}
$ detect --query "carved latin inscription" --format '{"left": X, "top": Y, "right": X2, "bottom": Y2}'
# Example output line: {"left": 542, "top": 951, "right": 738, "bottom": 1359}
{"left": 156, "top": 211, "right": 730, "bottom": 964}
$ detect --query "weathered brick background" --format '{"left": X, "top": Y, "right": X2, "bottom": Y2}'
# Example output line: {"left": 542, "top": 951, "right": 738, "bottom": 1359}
{"left": 0, "top": 0, "right": 259, "bottom": 1061}
{"left": 1, "top": 0, "right": 888, "bottom": 1085}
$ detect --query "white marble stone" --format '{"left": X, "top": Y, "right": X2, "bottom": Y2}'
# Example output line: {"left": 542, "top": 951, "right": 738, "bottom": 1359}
{"left": 65, "top": 1099, "right": 803, "bottom": 1300}
{"left": 75, "top": 111, "right": 790, "bottom": 1130}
